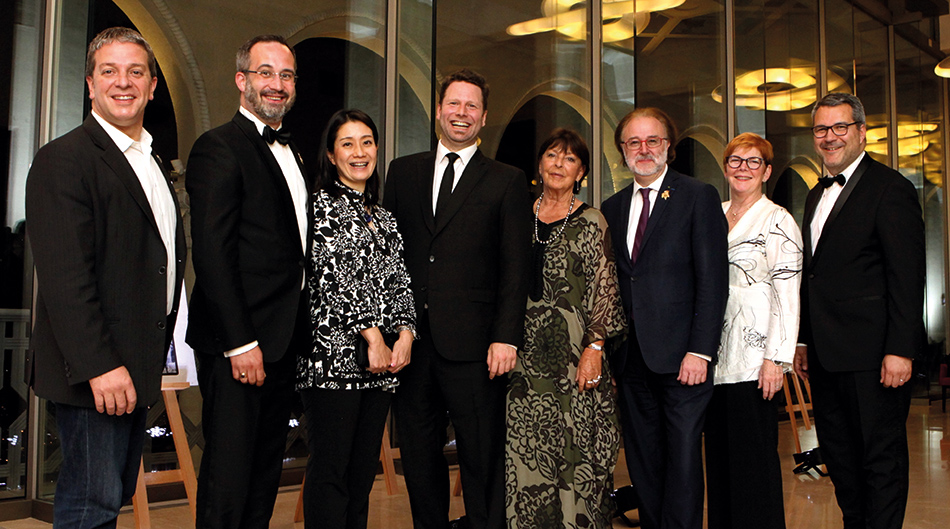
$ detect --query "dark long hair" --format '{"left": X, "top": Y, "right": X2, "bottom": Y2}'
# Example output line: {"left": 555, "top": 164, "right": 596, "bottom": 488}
{"left": 316, "top": 109, "right": 381, "bottom": 206}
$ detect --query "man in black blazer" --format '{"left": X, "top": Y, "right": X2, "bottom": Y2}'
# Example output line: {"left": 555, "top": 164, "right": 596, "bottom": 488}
{"left": 186, "top": 35, "right": 311, "bottom": 529}
{"left": 601, "top": 108, "right": 728, "bottom": 529}
{"left": 383, "top": 69, "right": 531, "bottom": 529}
{"left": 795, "top": 93, "right": 924, "bottom": 529}
{"left": 25, "top": 27, "right": 185, "bottom": 527}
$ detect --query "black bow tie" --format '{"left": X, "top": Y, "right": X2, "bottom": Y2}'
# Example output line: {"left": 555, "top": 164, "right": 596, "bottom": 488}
{"left": 818, "top": 174, "right": 846, "bottom": 188}
{"left": 262, "top": 126, "right": 291, "bottom": 146}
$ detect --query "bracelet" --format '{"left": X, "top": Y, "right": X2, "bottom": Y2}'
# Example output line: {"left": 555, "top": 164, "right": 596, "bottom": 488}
{"left": 587, "top": 342, "right": 603, "bottom": 352}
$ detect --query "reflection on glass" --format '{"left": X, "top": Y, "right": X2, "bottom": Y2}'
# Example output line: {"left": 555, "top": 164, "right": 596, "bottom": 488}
{"left": 2, "top": 0, "right": 44, "bottom": 501}
{"left": 602, "top": 0, "right": 726, "bottom": 200}
{"left": 894, "top": 28, "right": 945, "bottom": 348}
{"left": 733, "top": 0, "right": 819, "bottom": 225}
{"left": 507, "top": 0, "right": 684, "bottom": 42}
{"left": 436, "top": 0, "right": 592, "bottom": 201}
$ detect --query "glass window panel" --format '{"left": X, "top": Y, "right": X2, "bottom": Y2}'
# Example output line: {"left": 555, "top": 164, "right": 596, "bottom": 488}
{"left": 894, "top": 28, "right": 945, "bottom": 346}
{"left": 826, "top": 0, "right": 889, "bottom": 165}
{"left": 433, "top": 0, "right": 593, "bottom": 200}
{"left": 602, "top": 0, "right": 726, "bottom": 201}
{"left": 396, "top": 0, "right": 434, "bottom": 158}
{"left": 734, "top": 0, "right": 819, "bottom": 225}
{"left": 1, "top": 0, "right": 43, "bottom": 502}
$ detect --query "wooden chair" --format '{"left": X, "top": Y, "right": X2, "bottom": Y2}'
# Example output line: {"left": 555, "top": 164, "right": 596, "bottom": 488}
{"left": 782, "top": 345, "right": 814, "bottom": 454}
{"left": 294, "top": 422, "right": 399, "bottom": 522}
{"left": 131, "top": 382, "right": 197, "bottom": 529}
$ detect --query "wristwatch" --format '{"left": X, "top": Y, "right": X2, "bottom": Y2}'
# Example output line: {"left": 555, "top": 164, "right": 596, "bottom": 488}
{"left": 395, "top": 325, "right": 418, "bottom": 340}
{"left": 587, "top": 342, "right": 604, "bottom": 352}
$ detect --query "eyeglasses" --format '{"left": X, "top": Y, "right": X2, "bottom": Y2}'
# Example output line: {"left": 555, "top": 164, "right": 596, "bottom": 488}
{"left": 243, "top": 69, "right": 298, "bottom": 83}
{"left": 812, "top": 121, "right": 860, "bottom": 138}
{"left": 725, "top": 156, "right": 766, "bottom": 170}
{"left": 621, "top": 136, "right": 666, "bottom": 151}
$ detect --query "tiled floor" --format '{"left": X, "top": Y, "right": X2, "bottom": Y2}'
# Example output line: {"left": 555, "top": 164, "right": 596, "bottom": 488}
{"left": 3, "top": 401, "right": 949, "bottom": 528}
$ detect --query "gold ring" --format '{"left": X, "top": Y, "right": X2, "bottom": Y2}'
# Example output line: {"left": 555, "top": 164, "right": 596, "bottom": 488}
{"left": 240, "top": 372, "right": 247, "bottom": 379}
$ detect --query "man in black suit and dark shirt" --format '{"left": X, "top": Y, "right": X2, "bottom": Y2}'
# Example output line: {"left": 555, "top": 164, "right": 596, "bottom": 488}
{"left": 795, "top": 92, "right": 924, "bottom": 529}
{"left": 600, "top": 107, "right": 728, "bottom": 529}
{"left": 26, "top": 27, "right": 185, "bottom": 527}
{"left": 383, "top": 69, "right": 531, "bottom": 529}
{"left": 186, "top": 35, "right": 311, "bottom": 529}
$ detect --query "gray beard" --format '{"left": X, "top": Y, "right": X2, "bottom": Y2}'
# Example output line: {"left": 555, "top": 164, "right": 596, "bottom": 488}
{"left": 246, "top": 87, "right": 295, "bottom": 123}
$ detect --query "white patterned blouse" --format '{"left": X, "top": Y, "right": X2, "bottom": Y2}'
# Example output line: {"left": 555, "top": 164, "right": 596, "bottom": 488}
{"left": 714, "top": 195, "right": 803, "bottom": 385}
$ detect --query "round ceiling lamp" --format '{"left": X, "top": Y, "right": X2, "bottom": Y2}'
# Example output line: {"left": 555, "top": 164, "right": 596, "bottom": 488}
{"left": 711, "top": 64, "right": 849, "bottom": 111}
{"left": 507, "top": 0, "right": 682, "bottom": 43}
{"left": 935, "top": 56, "right": 950, "bottom": 78}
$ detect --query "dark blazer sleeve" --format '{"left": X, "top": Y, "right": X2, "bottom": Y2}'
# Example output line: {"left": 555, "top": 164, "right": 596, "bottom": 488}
{"left": 489, "top": 165, "right": 532, "bottom": 346}
{"left": 877, "top": 172, "right": 925, "bottom": 359}
{"left": 185, "top": 129, "right": 258, "bottom": 350}
{"left": 687, "top": 183, "right": 729, "bottom": 359}
{"left": 26, "top": 135, "right": 124, "bottom": 383}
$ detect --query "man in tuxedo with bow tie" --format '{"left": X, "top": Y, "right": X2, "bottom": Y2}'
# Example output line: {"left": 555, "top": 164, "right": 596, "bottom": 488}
{"left": 383, "top": 69, "right": 531, "bottom": 529}
{"left": 26, "top": 27, "right": 185, "bottom": 527}
{"left": 600, "top": 107, "right": 728, "bottom": 529}
{"left": 186, "top": 34, "right": 312, "bottom": 528}
{"left": 795, "top": 92, "right": 924, "bottom": 529}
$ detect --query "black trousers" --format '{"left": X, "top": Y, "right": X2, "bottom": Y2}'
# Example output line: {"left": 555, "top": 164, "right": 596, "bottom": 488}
{"left": 393, "top": 312, "right": 507, "bottom": 529}
{"left": 300, "top": 386, "right": 392, "bottom": 529}
{"left": 704, "top": 380, "right": 786, "bottom": 529}
{"left": 810, "top": 355, "right": 911, "bottom": 529}
{"left": 194, "top": 295, "right": 308, "bottom": 529}
{"left": 616, "top": 337, "right": 712, "bottom": 529}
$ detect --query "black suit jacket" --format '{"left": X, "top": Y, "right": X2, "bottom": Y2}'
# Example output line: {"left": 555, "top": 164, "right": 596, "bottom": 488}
{"left": 383, "top": 149, "right": 531, "bottom": 362}
{"left": 800, "top": 154, "right": 924, "bottom": 371}
{"left": 185, "top": 112, "right": 311, "bottom": 361}
{"left": 601, "top": 169, "right": 728, "bottom": 374}
{"left": 25, "top": 115, "right": 186, "bottom": 408}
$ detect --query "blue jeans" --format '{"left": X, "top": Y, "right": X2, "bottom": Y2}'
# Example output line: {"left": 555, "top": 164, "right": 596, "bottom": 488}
{"left": 53, "top": 403, "right": 148, "bottom": 529}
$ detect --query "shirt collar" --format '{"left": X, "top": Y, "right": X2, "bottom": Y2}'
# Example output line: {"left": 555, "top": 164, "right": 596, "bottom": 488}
{"left": 92, "top": 110, "right": 152, "bottom": 155}
{"left": 239, "top": 106, "right": 282, "bottom": 136}
{"left": 633, "top": 166, "right": 668, "bottom": 194}
{"left": 436, "top": 140, "right": 478, "bottom": 166}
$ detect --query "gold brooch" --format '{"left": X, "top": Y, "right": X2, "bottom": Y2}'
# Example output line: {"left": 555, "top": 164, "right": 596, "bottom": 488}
{"left": 661, "top": 189, "right": 671, "bottom": 200}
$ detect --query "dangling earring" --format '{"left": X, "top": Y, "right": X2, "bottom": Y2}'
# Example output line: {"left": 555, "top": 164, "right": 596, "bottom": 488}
{"left": 573, "top": 180, "right": 582, "bottom": 194}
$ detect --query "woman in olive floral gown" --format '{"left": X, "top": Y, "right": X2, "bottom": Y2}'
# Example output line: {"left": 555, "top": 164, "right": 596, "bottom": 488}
{"left": 506, "top": 129, "right": 627, "bottom": 529}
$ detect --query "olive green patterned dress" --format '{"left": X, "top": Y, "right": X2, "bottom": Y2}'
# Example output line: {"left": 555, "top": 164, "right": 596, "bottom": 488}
{"left": 506, "top": 205, "right": 627, "bottom": 529}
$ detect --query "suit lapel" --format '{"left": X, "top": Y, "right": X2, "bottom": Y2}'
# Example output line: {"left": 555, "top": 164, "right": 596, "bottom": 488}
{"left": 420, "top": 151, "right": 438, "bottom": 234}
{"left": 233, "top": 113, "right": 306, "bottom": 256}
{"left": 634, "top": 170, "right": 678, "bottom": 267}
{"left": 802, "top": 185, "right": 821, "bottom": 268}
{"left": 810, "top": 153, "right": 871, "bottom": 267}
{"left": 615, "top": 184, "right": 634, "bottom": 271}
{"left": 83, "top": 116, "right": 163, "bottom": 238}
{"left": 434, "top": 149, "right": 487, "bottom": 235}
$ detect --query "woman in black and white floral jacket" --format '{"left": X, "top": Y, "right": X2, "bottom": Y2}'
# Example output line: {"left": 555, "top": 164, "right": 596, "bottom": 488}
{"left": 297, "top": 108, "right": 416, "bottom": 529}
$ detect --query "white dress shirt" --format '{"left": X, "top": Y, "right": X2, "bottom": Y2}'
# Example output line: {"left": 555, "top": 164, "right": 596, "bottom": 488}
{"left": 810, "top": 152, "right": 866, "bottom": 254}
{"left": 625, "top": 168, "right": 667, "bottom": 258}
{"left": 92, "top": 111, "right": 177, "bottom": 315}
{"left": 431, "top": 141, "right": 478, "bottom": 216}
